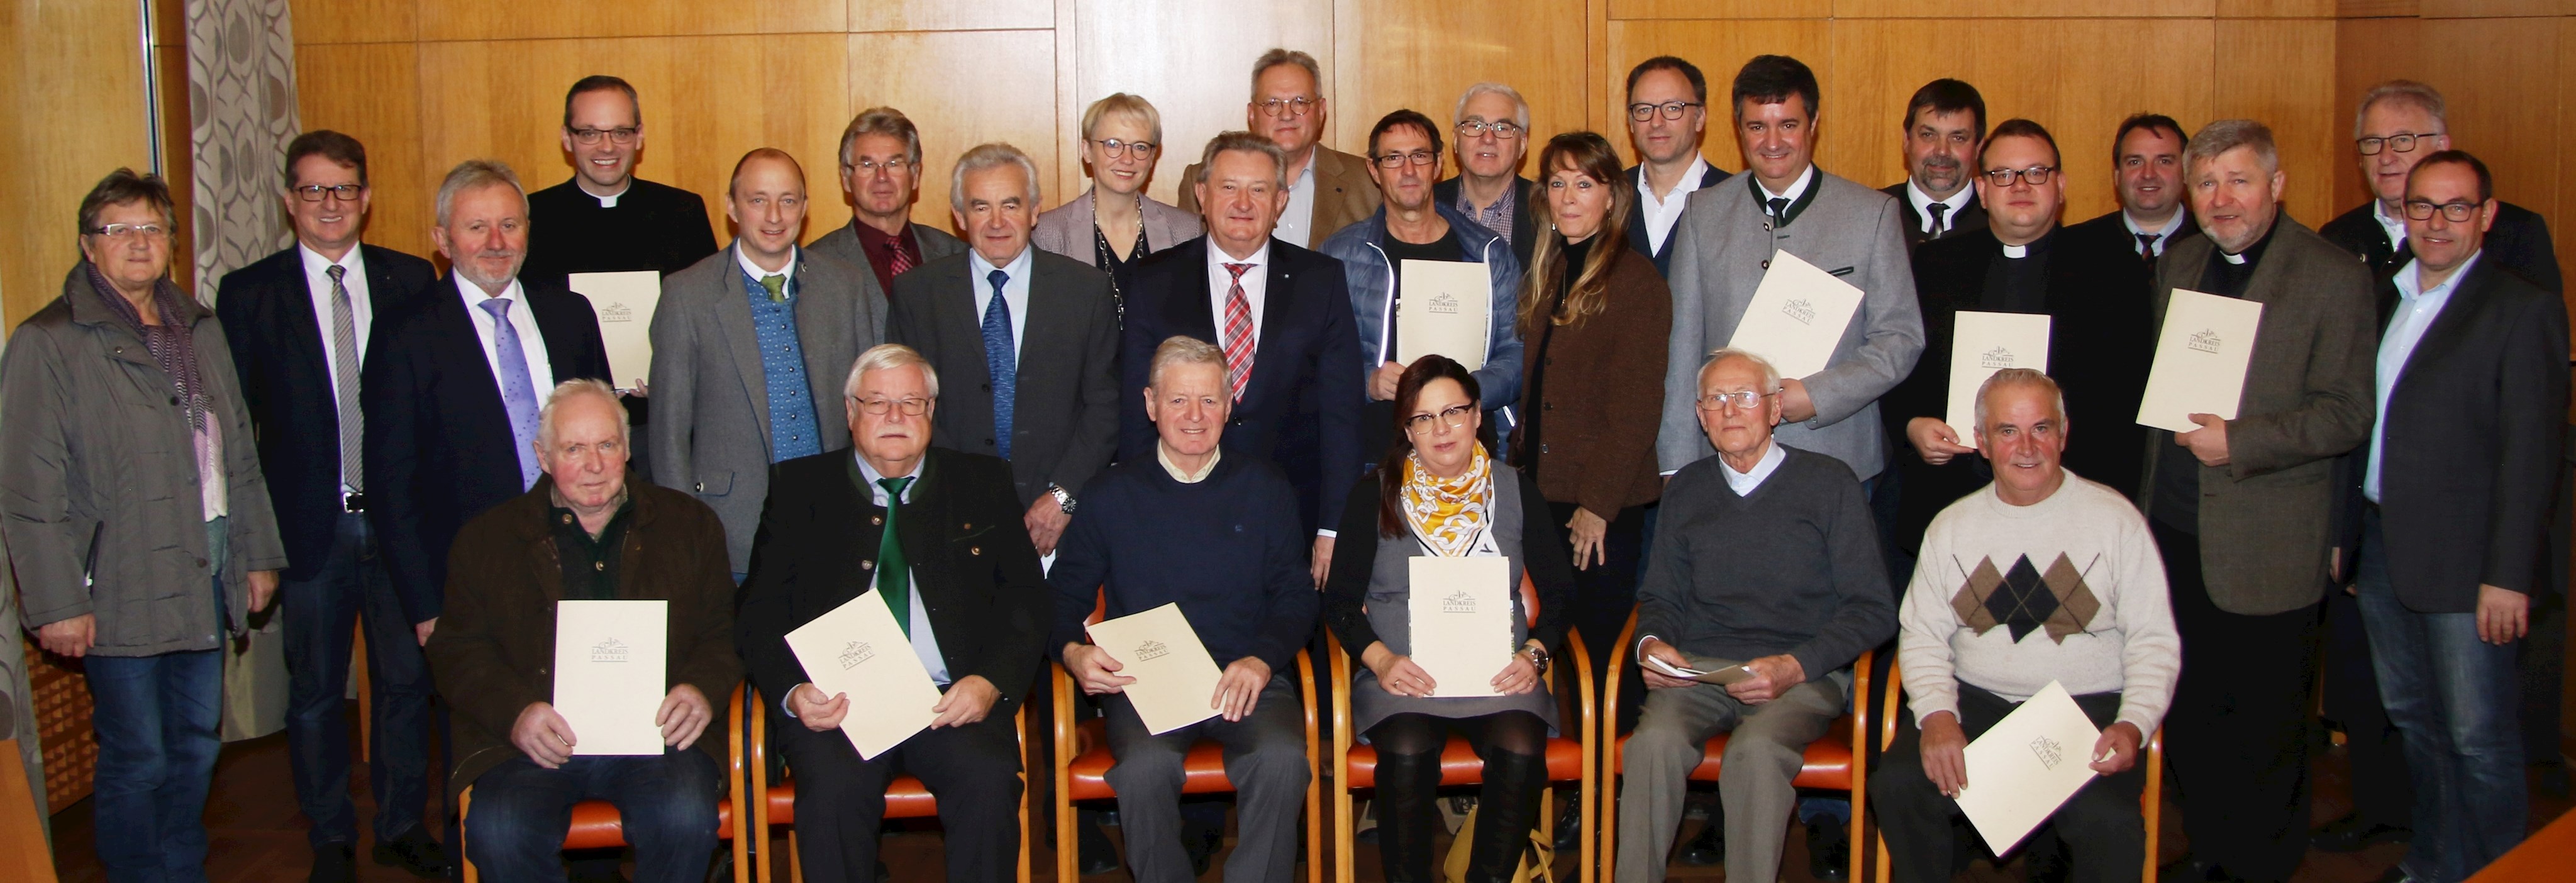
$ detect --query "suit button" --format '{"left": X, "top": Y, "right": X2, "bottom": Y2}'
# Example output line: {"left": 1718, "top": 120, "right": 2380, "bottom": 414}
{"left": 594, "top": 561, "right": 605, "bottom": 572}
{"left": 970, "top": 547, "right": 982, "bottom": 556}
{"left": 194, "top": 557, "right": 208, "bottom": 568}
{"left": 169, "top": 396, "right": 180, "bottom": 406}
{"left": 862, "top": 559, "right": 875, "bottom": 570}
{"left": 1760, "top": 259, "right": 1771, "bottom": 270}
{"left": 871, "top": 515, "right": 884, "bottom": 526}
{"left": 537, "top": 667, "right": 548, "bottom": 676}
{"left": 985, "top": 438, "right": 996, "bottom": 446}
{"left": 694, "top": 482, "right": 705, "bottom": 492}
{"left": 1543, "top": 403, "right": 1553, "bottom": 411}
{"left": 1540, "top": 443, "right": 1550, "bottom": 454}
{"left": 982, "top": 382, "right": 992, "bottom": 392}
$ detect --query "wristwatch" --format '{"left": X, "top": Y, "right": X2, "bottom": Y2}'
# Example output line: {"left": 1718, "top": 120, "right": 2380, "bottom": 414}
{"left": 1520, "top": 641, "right": 1550, "bottom": 676}
{"left": 1048, "top": 483, "right": 1077, "bottom": 514}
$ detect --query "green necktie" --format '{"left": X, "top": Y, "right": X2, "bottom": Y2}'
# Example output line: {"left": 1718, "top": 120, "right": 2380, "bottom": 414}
{"left": 759, "top": 273, "right": 787, "bottom": 303}
{"left": 875, "top": 475, "right": 915, "bottom": 635}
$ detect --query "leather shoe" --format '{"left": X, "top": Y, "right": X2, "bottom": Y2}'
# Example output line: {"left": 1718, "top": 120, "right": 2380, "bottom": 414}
{"left": 371, "top": 826, "right": 450, "bottom": 879}
{"left": 2311, "top": 813, "right": 2412, "bottom": 853}
{"left": 1076, "top": 813, "right": 1120, "bottom": 876}
{"left": 1551, "top": 802, "right": 1581, "bottom": 852}
{"left": 1182, "top": 820, "right": 1222, "bottom": 877}
{"left": 2157, "top": 857, "right": 2229, "bottom": 883}
{"left": 309, "top": 842, "right": 356, "bottom": 883}
{"left": 1807, "top": 821, "right": 1850, "bottom": 882}
{"left": 1677, "top": 821, "right": 1723, "bottom": 866}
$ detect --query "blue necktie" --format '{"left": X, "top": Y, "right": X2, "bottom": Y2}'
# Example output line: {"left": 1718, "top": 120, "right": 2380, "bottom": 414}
{"left": 476, "top": 297, "right": 543, "bottom": 488}
{"left": 981, "top": 268, "right": 1016, "bottom": 460}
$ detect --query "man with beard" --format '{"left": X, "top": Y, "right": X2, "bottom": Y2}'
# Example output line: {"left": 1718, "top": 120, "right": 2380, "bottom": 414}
{"left": 1882, "top": 80, "right": 1987, "bottom": 247}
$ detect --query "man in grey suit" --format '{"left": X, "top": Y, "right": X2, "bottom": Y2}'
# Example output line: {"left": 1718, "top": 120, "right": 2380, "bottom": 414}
{"left": 2143, "top": 119, "right": 2375, "bottom": 883}
{"left": 891, "top": 143, "right": 1121, "bottom": 556}
{"left": 650, "top": 148, "right": 884, "bottom": 580}
{"left": 810, "top": 107, "right": 967, "bottom": 302}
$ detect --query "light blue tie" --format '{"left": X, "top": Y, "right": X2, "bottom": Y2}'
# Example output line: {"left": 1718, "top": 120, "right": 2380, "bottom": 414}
{"left": 981, "top": 268, "right": 1015, "bottom": 460}
{"left": 476, "top": 297, "right": 543, "bottom": 488}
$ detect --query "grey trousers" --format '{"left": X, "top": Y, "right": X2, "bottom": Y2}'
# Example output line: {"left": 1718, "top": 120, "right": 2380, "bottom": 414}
{"left": 1615, "top": 656, "right": 1848, "bottom": 883}
{"left": 1103, "top": 674, "right": 1311, "bottom": 883}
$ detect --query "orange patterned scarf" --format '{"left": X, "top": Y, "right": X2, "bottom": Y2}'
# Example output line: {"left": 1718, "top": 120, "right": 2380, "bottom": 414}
{"left": 1401, "top": 445, "right": 1494, "bottom": 557}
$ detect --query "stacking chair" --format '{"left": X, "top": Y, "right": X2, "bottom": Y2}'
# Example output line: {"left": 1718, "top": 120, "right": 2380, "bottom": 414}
{"left": 745, "top": 687, "right": 1033, "bottom": 883}
{"left": 457, "top": 683, "right": 749, "bottom": 883}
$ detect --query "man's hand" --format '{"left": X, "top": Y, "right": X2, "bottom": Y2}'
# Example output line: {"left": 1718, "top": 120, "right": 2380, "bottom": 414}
{"left": 1213, "top": 657, "right": 1272, "bottom": 721}
{"left": 1779, "top": 377, "right": 1817, "bottom": 423}
{"left": 1370, "top": 361, "right": 1405, "bottom": 401}
{"left": 1566, "top": 508, "right": 1609, "bottom": 570}
{"left": 511, "top": 702, "right": 579, "bottom": 769}
{"left": 2478, "top": 584, "right": 2529, "bottom": 645}
{"left": 1065, "top": 643, "right": 1137, "bottom": 695}
{"left": 787, "top": 683, "right": 850, "bottom": 731}
{"left": 657, "top": 683, "right": 713, "bottom": 750}
{"left": 1726, "top": 653, "right": 1806, "bottom": 704}
{"left": 1310, "top": 536, "right": 1335, "bottom": 589}
{"left": 1907, "top": 417, "right": 1975, "bottom": 465}
{"left": 35, "top": 614, "right": 96, "bottom": 658}
{"left": 2089, "top": 721, "right": 2143, "bottom": 775}
{"left": 1638, "top": 638, "right": 1696, "bottom": 689}
{"left": 414, "top": 618, "right": 437, "bottom": 647}
{"left": 248, "top": 569, "right": 280, "bottom": 613}
{"left": 930, "top": 675, "right": 1000, "bottom": 729}
{"left": 2177, "top": 413, "right": 2231, "bottom": 466}
{"left": 1024, "top": 497, "right": 1071, "bottom": 557}
{"left": 1919, "top": 711, "right": 1969, "bottom": 797}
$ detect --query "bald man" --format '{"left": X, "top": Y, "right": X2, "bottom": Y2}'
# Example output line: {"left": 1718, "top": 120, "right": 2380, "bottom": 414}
{"left": 649, "top": 147, "right": 887, "bottom": 580}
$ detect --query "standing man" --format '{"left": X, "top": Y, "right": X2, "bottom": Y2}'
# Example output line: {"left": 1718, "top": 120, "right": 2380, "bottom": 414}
{"left": 366, "top": 160, "right": 613, "bottom": 659}
{"left": 521, "top": 75, "right": 719, "bottom": 292}
{"left": 1433, "top": 83, "right": 1543, "bottom": 269}
{"left": 650, "top": 148, "right": 883, "bottom": 580}
{"left": 2065, "top": 114, "right": 2201, "bottom": 265}
{"left": 1177, "top": 48, "right": 1380, "bottom": 247}
{"left": 811, "top": 108, "right": 969, "bottom": 301}
{"left": 215, "top": 131, "right": 447, "bottom": 882}
{"left": 1882, "top": 79, "right": 1988, "bottom": 247}
{"left": 1622, "top": 56, "right": 1731, "bottom": 277}
{"left": 2320, "top": 81, "right": 2560, "bottom": 292}
{"left": 2351, "top": 151, "right": 2566, "bottom": 882}
{"left": 889, "top": 143, "right": 1121, "bottom": 557}
{"left": 2145, "top": 120, "right": 2375, "bottom": 883}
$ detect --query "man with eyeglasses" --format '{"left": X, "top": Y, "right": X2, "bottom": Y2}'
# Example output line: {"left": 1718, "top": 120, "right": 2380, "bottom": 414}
{"left": 812, "top": 107, "right": 969, "bottom": 303}
{"left": 214, "top": 130, "right": 446, "bottom": 882}
{"left": 1319, "top": 109, "right": 1524, "bottom": 460}
{"left": 1621, "top": 56, "right": 1731, "bottom": 277}
{"left": 1177, "top": 48, "right": 1380, "bottom": 247}
{"left": 523, "top": 75, "right": 719, "bottom": 292}
{"left": 1433, "top": 83, "right": 1543, "bottom": 269}
{"left": 2320, "top": 81, "right": 2559, "bottom": 292}
{"left": 1881, "top": 79, "right": 1989, "bottom": 247}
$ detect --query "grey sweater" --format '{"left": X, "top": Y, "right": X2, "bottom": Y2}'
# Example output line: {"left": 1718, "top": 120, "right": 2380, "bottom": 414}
{"left": 1635, "top": 445, "right": 1895, "bottom": 677}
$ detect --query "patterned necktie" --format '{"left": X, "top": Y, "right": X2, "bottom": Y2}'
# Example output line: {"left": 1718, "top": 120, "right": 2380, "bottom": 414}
{"left": 2136, "top": 233, "right": 2160, "bottom": 262}
{"left": 1926, "top": 202, "right": 1951, "bottom": 236}
{"left": 325, "top": 265, "right": 364, "bottom": 492}
{"left": 760, "top": 273, "right": 787, "bottom": 303}
{"left": 475, "top": 297, "right": 543, "bottom": 489}
{"left": 875, "top": 475, "right": 915, "bottom": 636}
{"left": 886, "top": 238, "right": 916, "bottom": 278}
{"left": 1220, "top": 262, "right": 1257, "bottom": 401}
{"left": 981, "top": 269, "right": 1017, "bottom": 459}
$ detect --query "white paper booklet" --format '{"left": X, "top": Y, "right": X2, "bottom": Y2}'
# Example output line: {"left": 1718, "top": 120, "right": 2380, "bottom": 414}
{"left": 1394, "top": 260, "right": 1493, "bottom": 370}
{"left": 1726, "top": 250, "right": 1866, "bottom": 380}
{"left": 1944, "top": 312, "right": 2053, "bottom": 444}
{"left": 2136, "top": 289, "right": 2264, "bottom": 433}
{"left": 784, "top": 591, "right": 943, "bottom": 759}
{"left": 1085, "top": 603, "right": 1224, "bottom": 735}
{"left": 1405, "top": 557, "right": 1514, "bottom": 698}
{"left": 1953, "top": 680, "right": 2106, "bottom": 853}
{"left": 567, "top": 270, "right": 663, "bottom": 391}
{"left": 552, "top": 599, "right": 668, "bottom": 756}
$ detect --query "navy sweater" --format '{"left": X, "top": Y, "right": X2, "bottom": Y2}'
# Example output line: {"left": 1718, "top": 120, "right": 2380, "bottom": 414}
{"left": 1048, "top": 453, "right": 1320, "bottom": 674}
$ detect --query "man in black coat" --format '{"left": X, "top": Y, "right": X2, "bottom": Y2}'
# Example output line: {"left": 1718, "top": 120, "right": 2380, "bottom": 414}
{"left": 2063, "top": 113, "right": 2202, "bottom": 267}
{"left": 1880, "top": 79, "right": 1989, "bottom": 248}
{"left": 519, "top": 75, "right": 718, "bottom": 291}
{"left": 1619, "top": 56, "right": 1731, "bottom": 277}
{"left": 216, "top": 130, "right": 447, "bottom": 882}
{"left": 2320, "top": 81, "right": 2559, "bottom": 295}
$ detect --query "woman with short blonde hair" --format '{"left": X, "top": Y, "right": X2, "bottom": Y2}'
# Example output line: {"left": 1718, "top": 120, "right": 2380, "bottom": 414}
{"left": 1035, "top": 92, "right": 1204, "bottom": 322}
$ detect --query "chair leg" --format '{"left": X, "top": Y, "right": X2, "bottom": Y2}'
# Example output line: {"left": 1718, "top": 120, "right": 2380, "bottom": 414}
{"left": 1336, "top": 780, "right": 1356, "bottom": 883}
{"left": 788, "top": 830, "right": 801, "bottom": 883}
{"left": 458, "top": 788, "right": 475, "bottom": 883}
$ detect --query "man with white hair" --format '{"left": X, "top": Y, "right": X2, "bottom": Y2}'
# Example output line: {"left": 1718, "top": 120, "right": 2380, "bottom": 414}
{"left": 1435, "top": 82, "right": 1543, "bottom": 268}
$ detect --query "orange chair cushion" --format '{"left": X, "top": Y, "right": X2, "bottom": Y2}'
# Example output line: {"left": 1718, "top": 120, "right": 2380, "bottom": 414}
{"left": 1063, "top": 719, "right": 1241, "bottom": 801}
{"left": 560, "top": 797, "right": 735, "bottom": 851}
{"left": 763, "top": 775, "right": 941, "bottom": 826}
{"left": 1613, "top": 714, "right": 1857, "bottom": 790}
{"left": 1341, "top": 735, "right": 1585, "bottom": 789}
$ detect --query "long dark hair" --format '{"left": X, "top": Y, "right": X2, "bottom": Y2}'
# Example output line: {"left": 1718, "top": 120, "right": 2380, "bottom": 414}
{"left": 1377, "top": 355, "right": 1484, "bottom": 538}
{"left": 1519, "top": 132, "right": 1636, "bottom": 340}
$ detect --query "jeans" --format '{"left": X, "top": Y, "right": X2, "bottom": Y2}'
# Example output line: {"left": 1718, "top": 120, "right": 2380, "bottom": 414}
{"left": 280, "top": 511, "right": 437, "bottom": 847}
{"left": 462, "top": 750, "right": 722, "bottom": 883}
{"left": 87, "top": 650, "right": 225, "bottom": 883}
{"left": 2355, "top": 512, "right": 2526, "bottom": 882}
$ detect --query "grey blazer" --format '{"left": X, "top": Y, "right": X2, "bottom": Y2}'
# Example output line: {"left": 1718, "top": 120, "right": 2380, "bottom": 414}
{"left": 2139, "top": 218, "right": 2375, "bottom": 615}
{"left": 1033, "top": 188, "right": 1203, "bottom": 264}
{"left": 648, "top": 243, "right": 884, "bottom": 571}
{"left": 888, "top": 249, "right": 1123, "bottom": 508}
{"left": 1655, "top": 169, "right": 1924, "bottom": 479}
{"left": 807, "top": 218, "right": 967, "bottom": 300}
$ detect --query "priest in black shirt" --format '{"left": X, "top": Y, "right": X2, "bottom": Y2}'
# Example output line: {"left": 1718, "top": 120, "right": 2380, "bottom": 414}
{"left": 521, "top": 75, "right": 720, "bottom": 292}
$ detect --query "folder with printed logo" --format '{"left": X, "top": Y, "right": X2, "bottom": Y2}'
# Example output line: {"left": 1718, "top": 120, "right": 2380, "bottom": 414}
{"left": 1953, "top": 681, "right": 2106, "bottom": 853}
{"left": 785, "top": 591, "right": 942, "bottom": 759}
{"left": 2136, "top": 289, "right": 2264, "bottom": 433}
{"left": 1085, "top": 603, "right": 1224, "bottom": 735}
{"left": 1406, "top": 557, "right": 1514, "bottom": 699}
{"left": 1394, "top": 259, "right": 1494, "bottom": 371}
{"left": 1726, "top": 250, "right": 1865, "bottom": 380}
{"left": 553, "top": 599, "right": 669, "bottom": 755}
{"left": 1944, "top": 312, "right": 2053, "bottom": 445}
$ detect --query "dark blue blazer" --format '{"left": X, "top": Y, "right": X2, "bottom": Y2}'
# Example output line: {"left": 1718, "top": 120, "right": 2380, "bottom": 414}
{"left": 217, "top": 243, "right": 437, "bottom": 582}
{"left": 1623, "top": 161, "right": 1732, "bottom": 277}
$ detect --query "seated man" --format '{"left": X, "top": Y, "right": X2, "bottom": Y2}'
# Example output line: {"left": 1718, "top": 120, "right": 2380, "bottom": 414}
{"left": 1618, "top": 348, "right": 1894, "bottom": 883}
{"left": 426, "top": 379, "right": 738, "bottom": 883}
{"left": 1050, "top": 336, "right": 1319, "bottom": 883}
{"left": 736, "top": 344, "right": 1047, "bottom": 883}
{"left": 1871, "top": 369, "right": 2179, "bottom": 883}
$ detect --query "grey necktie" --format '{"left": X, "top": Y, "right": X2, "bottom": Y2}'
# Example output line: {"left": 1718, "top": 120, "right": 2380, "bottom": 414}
{"left": 326, "top": 265, "right": 364, "bottom": 492}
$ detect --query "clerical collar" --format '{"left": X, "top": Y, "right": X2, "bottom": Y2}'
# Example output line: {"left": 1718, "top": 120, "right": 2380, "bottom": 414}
{"left": 1156, "top": 443, "right": 1223, "bottom": 484}
{"left": 1998, "top": 227, "right": 2053, "bottom": 260}
{"left": 1746, "top": 164, "right": 1820, "bottom": 228}
{"left": 582, "top": 179, "right": 634, "bottom": 208}
{"left": 2001, "top": 242, "right": 2028, "bottom": 259}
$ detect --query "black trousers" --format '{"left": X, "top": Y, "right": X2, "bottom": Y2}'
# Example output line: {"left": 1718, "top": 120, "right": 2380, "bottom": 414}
{"left": 1552, "top": 500, "right": 1646, "bottom": 734}
{"left": 1872, "top": 684, "right": 2145, "bottom": 883}
{"left": 2154, "top": 521, "right": 2323, "bottom": 882}
{"left": 775, "top": 706, "right": 1023, "bottom": 883}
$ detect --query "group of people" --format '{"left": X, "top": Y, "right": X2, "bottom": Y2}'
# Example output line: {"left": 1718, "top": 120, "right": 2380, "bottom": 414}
{"left": 3, "top": 40, "right": 2563, "bottom": 883}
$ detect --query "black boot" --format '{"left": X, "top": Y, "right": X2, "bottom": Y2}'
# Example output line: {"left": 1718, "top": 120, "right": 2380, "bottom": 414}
{"left": 1375, "top": 750, "right": 1445, "bottom": 882}
{"left": 1464, "top": 751, "right": 1548, "bottom": 883}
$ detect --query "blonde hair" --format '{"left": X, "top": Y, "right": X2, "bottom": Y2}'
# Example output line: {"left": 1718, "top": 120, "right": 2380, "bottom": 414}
{"left": 435, "top": 159, "right": 525, "bottom": 228}
{"left": 1082, "top": 92, "right": 1165, "bottom": 145}
{"left": 843, "top": 343, "right": 941, "bottom": 401}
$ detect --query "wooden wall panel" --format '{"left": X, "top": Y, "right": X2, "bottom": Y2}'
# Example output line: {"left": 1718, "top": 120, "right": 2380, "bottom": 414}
{"left": 1983, "top": 0, "right": 2219, "bottom": 16}
{"left": 1820, "top": 19, "right": 1981, "bottom": 192}
{"left": 1616, "top": 0, "right": 1832, "bottom": 18}
{"left": 1603, "top": 18, "right": 1833, "bottom": 174}
{"left": 2218, "top": 0, "right": 2338, "bottom": 16}
{"left": 415, "top": 0, "right": 845, "bottom": 43}
{"left": 1968, "top": 19, "right": 2219, "bottom": 223}
{"left": 2421, "top": 0, "right": 2570, "bottom": 15}
{"left": 2213, "top": 19, "right": 2339, "bottom": 223}
{"left": 2420, "top": 18, "right": 2562, "bottom": 217}
{"left": 1065, "top": 0, "right": 1335, "bottom": 206}
{"left": 293, "top": 43, "right": 430, "bottom": 260}
{"left": 1833, "top": 0, "right": 1976, "bottom": 18}
{"left": 1, "top": 0, "right": 155, "bottom": 327}
{"left": 286, "top": 0, "right": 414, "bottom": 45}
{"left": 1330, "top": 0, "right": 1589, "bottom": 176}
{"left": 849, "top": 0, "right": 1051, "bottom": 34}
{"left": 2561, "top": 17, "right": 2576, "bottom": 297}
{"left": 848, "top": 30, "right": 1058, "bottom": 231}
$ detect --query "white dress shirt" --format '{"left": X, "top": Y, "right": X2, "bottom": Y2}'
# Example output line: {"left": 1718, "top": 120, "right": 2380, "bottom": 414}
{"left": 299, "top": 243, "right": 373, "bottom": 413}
{"left": 735, "top": 242, "right": 797, "bottom": 289}
{"left": 967, "top": 247, "right": 1036, "bottom": 360}
{"left": 1639, "top": 154, "right": 1716, "bottom": 255}
{"left": 1275, "top": 160, "right": 1320, "bottom": 248}
{"left": 853, "top": 452, "right": 953, "bottom": 685}
{"left": 2123, "top": 209, "right": 2190, "bottom": 257}
{"left": 1755, "top": 164, "right": 1818, "bottom": 208}
{"left": 2366, "top": 251, "right": 2480, "bottom": 503}
{"left": 1904, "top": 179, "right": 1975, "bottom": 235}
{"left": 1719, "top": 438, "right": 1789, "bottom": 496}
{"left": 455, "top": 275, "right": 558, "bottom": 393}
{"left": 1205, "top": 239, "right": 1274, "bottom": 345}
{"left": 2373, "top": 199, "right": 2409, "bottom": 253}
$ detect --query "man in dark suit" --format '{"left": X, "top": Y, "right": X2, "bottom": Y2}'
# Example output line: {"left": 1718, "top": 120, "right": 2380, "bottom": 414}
{"left": 216, "top": 130, "right": 445, "bottom": 883}
{"left": 1122, "top": 131, "right": 1363, "bottom": 588}
{"left": 810, "top": 108, "right": 969, "bottom": 301}
{"left": 2348, "top": 151, "right": 2567, "bottom": 882}
{"left": 891, "top": 143, "right": 1119, "bottom": 557}
{"left": 1621, "top": 56, "right": 1731, "bottom": 277}
{"left": 521, "top": 75, "right": 718, "bottom": 292}
{"left": 2319, "top": 81, "right": 2560, "bottom": 293}
{"left": 1434, "top": 82, "right": 1542, "bottom": 270}
{"left": 736, "top": 345, "right": 1047, "bottom": 883}
{"left": 365, "top": 159, "right": 613, "bottom": 655}
{"left": 1880, "top": 79, "right": 1987, "bottom": 248}
{"left": 1177, "top": 48, "right": 1382, "bottom": 248}
{"left": 2142, "top": 121, "right": 2377, "bottom": 883}
{"left": 2065, "top": 114, "right": 2201, "bottom": 266}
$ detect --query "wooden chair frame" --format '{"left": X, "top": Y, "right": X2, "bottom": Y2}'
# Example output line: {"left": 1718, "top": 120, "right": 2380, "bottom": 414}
{"left": 458, "top": 682, "right": 750, "bottom": 883}
{"left": 745, "top": 686, "right": 1033, "bottom": 883}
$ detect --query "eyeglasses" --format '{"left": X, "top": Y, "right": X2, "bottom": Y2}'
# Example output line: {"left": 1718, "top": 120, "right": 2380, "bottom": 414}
{"left": 1696, "top": 389, "right": 1776, "bottom": 411}
{"left": 850, "top": 396, "right": 931, "bottom": 416}
{"left": 1374, "top": 150, "right": 1438, "bottom": 169}
{"left": 1981, "top": 166, "right": 2058, "bottom": 187}
{"left": 567, "top": 126, "right": 640, "bottom": 146}
{"left": 1092, "top": 138, "right": 1157, "bottom": 159}
{"left": 1628, "top": 101, "right": 1704, "bottom": 122}
{"left": 1257, "top": 96, "right": 1317, "bottom": 118}
{"left": 1404, "top": 404, "right": 1476, "bottom": 433}
{"left": 847, "top": 157, "right": 914, "bottom": 175}
{"left": 86, "top": 223, "right": 171, "bottom": 241}
{"left": 2357, "top": 132, "right": 2440, "bottom": 155}
{"left": 292, "top": 184, "right": 365, "bottom": 202}
{"left": 2402, "top": 199, "right": 2482, "bottom": 222}
{"left": 1457, "top": 119, "right": 1523, "bottom": 139}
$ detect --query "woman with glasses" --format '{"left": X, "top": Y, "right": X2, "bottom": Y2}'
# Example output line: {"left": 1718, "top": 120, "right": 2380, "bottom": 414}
{"left": 1324, "top": 355, "right": 1575, "bottom": 883}
{"left": 1036, "top": 93, "right": 1202, "bottom": 323}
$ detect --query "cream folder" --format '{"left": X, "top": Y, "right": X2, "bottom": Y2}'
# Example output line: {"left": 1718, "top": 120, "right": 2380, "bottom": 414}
{"left": 552, "top": 599, "right": 669, "bottom": 756}
{"left": 1953, "top": 680, "right": 2106, "bottom": 853}
{"left": 1406, "top": 557, "right": 1514, "bottom": 699}
{"left": 1943, "top": 312, "right": 2053, "bottom": 445}
{"left": 1726, "top": 250, "right": 1865, "bottom": 380}
{"left": 785, "top": 591, "right": 943, "bottom": 760}
{"left": 1394, "top": 260, "right": 1493, "bottom": 371}
{"left": 1086, "top": 603, "right": 1224, "bottom": 735}
{"left": 568, "top": 270, "right": 663, "bottom": 391}
{"left": 2136, "top": 289, "right": 2264, "bottom": 433}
